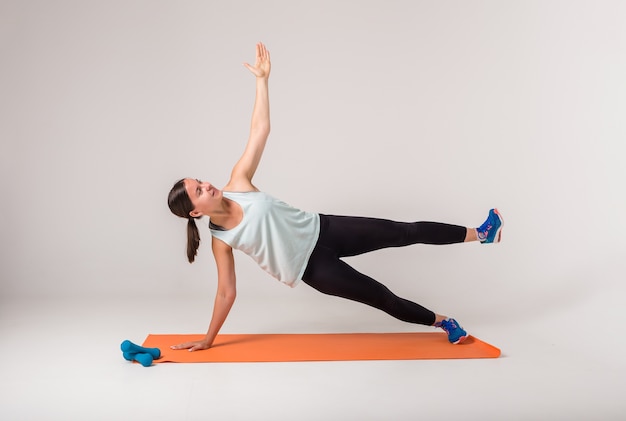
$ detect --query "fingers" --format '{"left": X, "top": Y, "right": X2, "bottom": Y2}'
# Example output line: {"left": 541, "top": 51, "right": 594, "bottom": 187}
{"left": 170, "top": 341, "right": 198, "bottom": 350}
{"left": 170, "top": 342, "right": 191, "bottom": 350}
{"left": 170, "top": 341, "right": 210, "bottom": 352}
{"left": 256, "top": 42, "right": 269, "bottom": 62}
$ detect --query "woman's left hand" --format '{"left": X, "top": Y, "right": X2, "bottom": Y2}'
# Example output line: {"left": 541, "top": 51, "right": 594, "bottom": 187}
{"left": 170, "top": 339, "right": 211, "bottom": 352}
{"left": 243, "top": 42, "right": 271, "bottom": 79}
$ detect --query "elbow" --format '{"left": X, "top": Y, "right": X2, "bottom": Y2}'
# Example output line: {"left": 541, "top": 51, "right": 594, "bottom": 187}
{"left": 251, "top": 124, "right": 270, "bottom": 138}
{"left": 226, "top": 290, "right": 237, "bottom": 302}
{"left": 218, "top": 288, "right": 237, "bottom": 302}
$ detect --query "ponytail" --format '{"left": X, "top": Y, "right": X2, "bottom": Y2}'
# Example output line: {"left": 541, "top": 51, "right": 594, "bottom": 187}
{"left": 168, "top": 178, "right": 202, "bottom": 263}
{"left": 187, "top": 217, "right": 201, "bottom": 263}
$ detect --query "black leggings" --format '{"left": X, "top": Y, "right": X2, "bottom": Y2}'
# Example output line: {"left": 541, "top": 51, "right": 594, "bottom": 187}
{"left": 301, "top": 214, "right": 467, "bottom": 326}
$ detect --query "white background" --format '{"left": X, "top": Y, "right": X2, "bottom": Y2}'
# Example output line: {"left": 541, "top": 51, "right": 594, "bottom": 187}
{"left": 1, "top": 1, "right": 625, "bottom": 419}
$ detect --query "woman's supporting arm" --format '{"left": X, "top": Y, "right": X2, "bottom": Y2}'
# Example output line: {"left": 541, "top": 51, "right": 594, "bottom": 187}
{"left": 171, "top": 237, "right": 237, "bottom": 351}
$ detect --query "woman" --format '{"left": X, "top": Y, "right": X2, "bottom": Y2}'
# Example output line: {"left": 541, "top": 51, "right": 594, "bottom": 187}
{"left": 167, "top": 43, "right": 503, "bottom": 352}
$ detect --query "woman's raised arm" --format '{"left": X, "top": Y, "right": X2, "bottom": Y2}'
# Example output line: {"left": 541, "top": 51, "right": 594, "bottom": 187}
{"left": 225, "top": 43, "right": 271, "bottom": 192}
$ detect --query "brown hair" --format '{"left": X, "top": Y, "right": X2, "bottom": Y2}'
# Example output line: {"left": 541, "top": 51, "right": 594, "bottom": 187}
{"left": 167, "top": 179, "right": 201, "bottom": 263}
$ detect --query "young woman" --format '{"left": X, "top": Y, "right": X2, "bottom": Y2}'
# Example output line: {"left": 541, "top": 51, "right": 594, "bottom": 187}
{"left": 167, "top": 43, "right": 503, "bottom": 352}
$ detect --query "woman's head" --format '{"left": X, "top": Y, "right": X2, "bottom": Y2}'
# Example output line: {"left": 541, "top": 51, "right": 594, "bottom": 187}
{"left": 169, "top": 178, "right": 223, "bottom": 218}
{"left": 168, "top": 178, "right": 201, "bottom": 263}
{"left": 168, "top": 178, "right": 194, "bottom": 219}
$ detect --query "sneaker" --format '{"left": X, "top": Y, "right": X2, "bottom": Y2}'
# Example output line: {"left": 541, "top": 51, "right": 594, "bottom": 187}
{"left": 439, "top": 318, "right": 468, "bottom": 344}
{"left": 477, "top": 208, "right": 503, "bottom": 244}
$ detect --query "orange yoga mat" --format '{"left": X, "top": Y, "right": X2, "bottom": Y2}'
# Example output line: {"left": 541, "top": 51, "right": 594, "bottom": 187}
{"left": 142, "top": 333, "right": 500, "bottom": 363}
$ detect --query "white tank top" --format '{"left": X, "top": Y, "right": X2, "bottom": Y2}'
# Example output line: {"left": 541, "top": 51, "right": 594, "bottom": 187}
{"left": 208, "top": 191, "right": 320, "bottom": 287}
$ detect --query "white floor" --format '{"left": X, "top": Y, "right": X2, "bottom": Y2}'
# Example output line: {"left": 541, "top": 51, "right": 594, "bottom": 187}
{"left": 1, "top": 290, "right": 625, "bottom": 421}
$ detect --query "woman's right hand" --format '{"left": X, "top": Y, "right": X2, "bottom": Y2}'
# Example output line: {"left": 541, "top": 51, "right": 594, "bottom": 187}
{"left": 170, "top": 339, "right": 211, "bottom": 352}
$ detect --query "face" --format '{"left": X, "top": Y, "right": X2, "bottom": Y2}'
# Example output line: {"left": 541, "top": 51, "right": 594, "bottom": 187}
{"left": 183, "top": 178, "right": 222, "bottom": 217}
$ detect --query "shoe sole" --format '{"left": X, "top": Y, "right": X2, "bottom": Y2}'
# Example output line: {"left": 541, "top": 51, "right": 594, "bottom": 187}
{"left": 452, "top": 335, "right": 468, "bottom": 345}
{"left": 491, "top": 208, "right": 504, "bottom": 243}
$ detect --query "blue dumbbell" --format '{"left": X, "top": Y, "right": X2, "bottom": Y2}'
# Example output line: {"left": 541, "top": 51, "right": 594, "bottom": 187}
{"left": 123, "top": 351, "right": 154, "bottom": 367}
{"left": 120, "top": 340, "right": 161, "bottom": 359}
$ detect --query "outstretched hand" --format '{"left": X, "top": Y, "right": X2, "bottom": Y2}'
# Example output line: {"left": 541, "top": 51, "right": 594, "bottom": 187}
{"left": 170, "top": 339, "right": 211, "bottom": 352}
{"left": 243, "top": 42, "right": 271, "bottom": 79}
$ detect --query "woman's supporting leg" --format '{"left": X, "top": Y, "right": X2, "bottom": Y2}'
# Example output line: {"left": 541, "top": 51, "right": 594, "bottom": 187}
{"left": 302, "top": 245, "right": 437, "bottom": 325}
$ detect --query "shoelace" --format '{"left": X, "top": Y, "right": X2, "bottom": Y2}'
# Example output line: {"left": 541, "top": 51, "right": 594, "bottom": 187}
{"left": 441, "top": 319, "right": 458, "bottom": 333}
{"left": 477, "top": 215, "right": 494, "bottom": 238}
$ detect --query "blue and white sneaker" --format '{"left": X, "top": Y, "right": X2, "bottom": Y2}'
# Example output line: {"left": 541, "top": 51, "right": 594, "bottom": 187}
{"left": 477, "top": 208, "right": 503, "bottom": 244}
{"left": 438, "top": 318, "right": 468, "bottom": 344}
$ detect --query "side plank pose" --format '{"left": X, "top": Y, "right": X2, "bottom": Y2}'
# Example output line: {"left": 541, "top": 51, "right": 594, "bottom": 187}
{"left": 167, "top": 43, "right": 503, "bottom": 351}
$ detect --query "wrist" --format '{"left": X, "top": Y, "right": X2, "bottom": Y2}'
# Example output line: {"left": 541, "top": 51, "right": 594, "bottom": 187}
{"left": 203, "top": 334, "right": 216, "bottom": 347}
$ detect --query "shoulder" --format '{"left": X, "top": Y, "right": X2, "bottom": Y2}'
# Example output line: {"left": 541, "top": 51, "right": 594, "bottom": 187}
{"left": 211, "top": 237, "right": 235, "bottom": 269}
{"left": 223, "top": 175, "right": 259, "bottom": 193}
{"left": 211, "top": 237, "right": 237, "bottom": 287}
{"left": 212, "top": 236, "right": 233, "bottom": 253}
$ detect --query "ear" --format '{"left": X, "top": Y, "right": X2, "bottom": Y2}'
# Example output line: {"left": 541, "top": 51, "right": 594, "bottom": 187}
{"left": 189, "top": 209, "right": 202, "bottom": 218}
